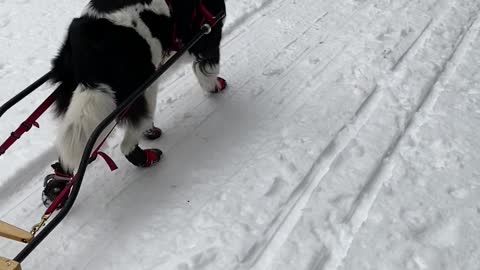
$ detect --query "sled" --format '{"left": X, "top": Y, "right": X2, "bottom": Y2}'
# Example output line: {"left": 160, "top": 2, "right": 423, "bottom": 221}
{"left": 0, "top": 11, "right": 225, "bottom": 267}
{"left": 0, "top": 221, "right": 32, "bottom": 243}
{"left": 0, "top": 257, "right": 21, "bottom": 270}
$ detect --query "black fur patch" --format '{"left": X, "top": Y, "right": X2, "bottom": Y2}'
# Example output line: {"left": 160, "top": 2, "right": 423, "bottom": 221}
{"left": 170, "top": 0, "right": 198, "bottom": 41}
{"left": 50, "top": 29, "right": 76, "bottom": 116}
{"left": 140, "top": 11, "right": 173, "bottom": 50}
{"left": 89, "top": 0, "right": 152, "bottom": 13}
{"left": 52, "top": 16, "right": 155, "bottom": 126}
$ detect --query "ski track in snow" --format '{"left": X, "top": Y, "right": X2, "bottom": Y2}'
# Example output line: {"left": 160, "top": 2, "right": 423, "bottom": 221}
{"left": 1, "top": 0, "right": 480, "bottom": 269}
{"left": 265, "top": 1, "right": 480, "bottom": 270}
{"left": 236, "top": 0, "right": 442, "bottom": 267}
{"left": 338, "top": 7, "right": 480, "bottom": 270}
{"left": 236, "top": 1, "right": 381, "bottom": 268}
{"left": 344, "top": 9, "right": 478, "bottom": 226}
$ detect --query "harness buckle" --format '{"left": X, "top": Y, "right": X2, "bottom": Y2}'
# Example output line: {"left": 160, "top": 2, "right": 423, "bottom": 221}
{"left": 20, "top": 122, "right": 31, "bottom": 130}
{"left": 30, "top": 214, "right": 50, "bottom": 236}
{"left": 202, "top": 24, "right": 212, "bottom": 34}
{"left": 10, "top": 132, "right": 20, "bottom": 139}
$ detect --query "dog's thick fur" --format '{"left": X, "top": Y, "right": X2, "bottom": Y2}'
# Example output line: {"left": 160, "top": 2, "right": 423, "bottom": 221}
{"left": 50, "top": 0, "right": 226, "bottom": 173}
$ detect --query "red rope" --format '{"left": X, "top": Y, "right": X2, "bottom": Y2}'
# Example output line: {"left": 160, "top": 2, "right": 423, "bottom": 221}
{"left": 0, "top": 91, "right": 57, "bottom": 156}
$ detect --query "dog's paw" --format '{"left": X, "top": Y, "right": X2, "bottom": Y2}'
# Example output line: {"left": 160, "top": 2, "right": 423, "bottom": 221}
{"left": 125, "top": 146, "right": 163, "bottom": 168}
{"left": 143, "top": 125, "right": 162, "bottom": 140}
{"left": 210, "top": 77, "right": 227, "bottom": 93}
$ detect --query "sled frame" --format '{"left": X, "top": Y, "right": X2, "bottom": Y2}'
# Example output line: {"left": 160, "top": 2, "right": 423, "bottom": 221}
{"left": 0, "top": 257, "right": 21, "bottom": 270}
{"left": 0, "top": 221, "right": 33, "bottom": 244}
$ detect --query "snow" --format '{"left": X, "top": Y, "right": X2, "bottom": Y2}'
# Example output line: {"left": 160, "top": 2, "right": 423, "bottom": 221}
{"left": 1, "top": 0, "right": 480, "bottom": 269}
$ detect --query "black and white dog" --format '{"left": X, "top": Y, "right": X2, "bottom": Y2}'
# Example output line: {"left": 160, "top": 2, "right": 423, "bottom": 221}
{"left": 49, "top": 0, "right": 226, "bottom": 175}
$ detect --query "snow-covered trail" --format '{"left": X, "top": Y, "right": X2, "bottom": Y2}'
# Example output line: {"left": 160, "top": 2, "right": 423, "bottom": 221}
{"left": 339, "top": 8, "right": 480, "bottom": 270}
{"left": 1, "top": 0, "right": 480, "bottom": 269}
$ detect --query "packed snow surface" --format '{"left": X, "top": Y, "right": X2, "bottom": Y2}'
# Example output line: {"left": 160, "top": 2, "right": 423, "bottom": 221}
{"left": 1, "top": 0, "right": 480, "bottom": 269}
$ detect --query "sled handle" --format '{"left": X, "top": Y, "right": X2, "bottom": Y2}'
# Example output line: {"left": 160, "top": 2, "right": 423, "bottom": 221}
{"left": 0, "top": 221, "right": 33, "bottom": 244}
{"left": 0, "top": 72, "right": 51, "bottom": 118}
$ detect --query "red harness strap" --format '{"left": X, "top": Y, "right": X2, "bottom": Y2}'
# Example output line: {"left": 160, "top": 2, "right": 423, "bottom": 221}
{"left": 198, "top": 3, "right": 219, "bottom": 27}
{"left": 0, "top": 89, "right": 119, "bottom": 171}
{"left": 44, "top": 175, "right": 74, "bottom": 215}
{"left": 0, "top": 91, "right": 57, "bottom": 156}
{"left": 88, "top": 122, "right": 119, "bottom": 172}
{"left": 164, "top": 0, "right": 220, "bottom": 52}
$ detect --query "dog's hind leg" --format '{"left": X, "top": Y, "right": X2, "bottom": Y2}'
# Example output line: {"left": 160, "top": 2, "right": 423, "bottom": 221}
{"left": 122, "top": 123, "right": 163, "bottom": 167}
{"left": 122, "top": 98, "right": 163, "bottom": 167}
{"left": 142, "top": 82, "right": 163, "bottom": 140}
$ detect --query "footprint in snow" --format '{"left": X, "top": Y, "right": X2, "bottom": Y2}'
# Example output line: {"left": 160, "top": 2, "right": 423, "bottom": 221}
{"left": 191, "top": 249, "right": 218, "bottom": 269}
{"left": 0, "top": 16, "right": 10, "bottom": 28}
{"left": 309, "top": 57, "right": 321, "bottom": 65}
{"left": 0, "top": 62, "right": 13, "bottom": 77}
{"left": 262, "top": 67, "right": 284, "bottom": 77}
{"left": 447, "top": 186, "right": 469, "bottom": 199}
{"left": 264, "top": 176, "right": 288, "bottom": 197}
{"left": 401, "top": 208, "right": 428, "bottom": 233}
{"left": 419, "top": 218, "right": 460, "bottom": 248}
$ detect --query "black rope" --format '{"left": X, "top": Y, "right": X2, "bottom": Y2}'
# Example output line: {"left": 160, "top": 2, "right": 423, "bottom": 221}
{"left": 0, "top": 72, "right": 51, "bottom": 118}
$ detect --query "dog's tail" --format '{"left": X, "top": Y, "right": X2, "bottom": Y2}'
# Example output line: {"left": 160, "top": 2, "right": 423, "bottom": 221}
{"left": 56, "top": 85, "right": 116, "bottom": 173}
{"left": 50, "top": 19, "right": 81, "bottom": 117}
{"left": 51, "top": 18, "right": 117, "bottom": 173}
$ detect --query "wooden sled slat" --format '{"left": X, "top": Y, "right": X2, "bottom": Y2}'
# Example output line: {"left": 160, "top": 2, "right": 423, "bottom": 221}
{"left": 0, "top": 257, "right": 21, "bottom": 270}
{"left": 0, "top": 221, "right": 32, "bottom": 243}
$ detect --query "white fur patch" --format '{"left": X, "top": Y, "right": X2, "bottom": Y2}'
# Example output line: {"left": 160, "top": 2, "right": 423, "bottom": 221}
{"left": 83, "top": 0, "right": 170, "bottom": 67}
{"left": 56, "top": 85, "right": 116, "bottom": 172}
{"left": 120, "top": 85, "right": 158, "bottom": 155}
{"left": 193, "top": 63, "right": 220, "bottom": 93}
{"left": 144, "top": 81, "right": 159, "bottom": 117}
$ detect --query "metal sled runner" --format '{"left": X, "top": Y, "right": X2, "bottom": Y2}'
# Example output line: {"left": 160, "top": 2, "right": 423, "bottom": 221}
{"left": 0, "top": 11, "right": 225, "bottom": 269}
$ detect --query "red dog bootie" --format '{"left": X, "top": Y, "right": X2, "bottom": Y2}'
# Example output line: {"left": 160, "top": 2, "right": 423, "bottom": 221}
{"left": 143, "top": 124, "right": 162, "bottom": 140}
{"left": 211, "top": 77, "right": 227, "bottom": 93}
{"left": 125, "top": 145, "right": 163, "bottom": 168}
{"left": 42, "top": 162, "right": 73, "bottom": 208}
